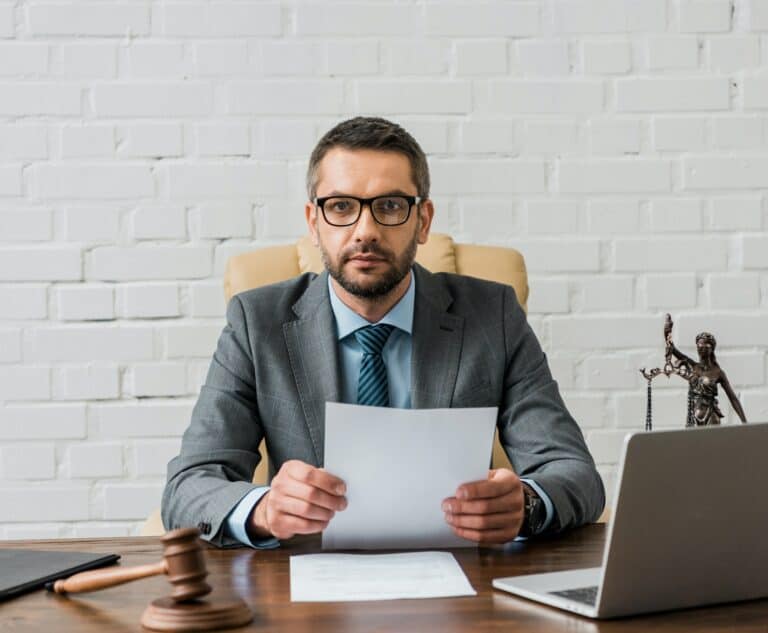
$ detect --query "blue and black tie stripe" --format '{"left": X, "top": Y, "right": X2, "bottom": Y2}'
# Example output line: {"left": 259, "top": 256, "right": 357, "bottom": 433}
{"left": 354, "top": 324, "right": 395, "bottom": 407}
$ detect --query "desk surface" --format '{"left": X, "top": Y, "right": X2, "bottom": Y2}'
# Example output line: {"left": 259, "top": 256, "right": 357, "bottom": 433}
{"left": 2, "top": 525, "right": 767, "bottom": 632}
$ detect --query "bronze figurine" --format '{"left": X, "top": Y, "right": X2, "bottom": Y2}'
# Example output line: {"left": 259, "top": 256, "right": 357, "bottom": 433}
{"left": 640, "top": 314, "right": 747, "bottom": 430}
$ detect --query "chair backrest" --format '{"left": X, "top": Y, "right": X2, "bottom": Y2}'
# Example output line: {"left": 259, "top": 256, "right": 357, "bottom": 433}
{"left": 223, "top": 234, "right": 528, "bottom": 484}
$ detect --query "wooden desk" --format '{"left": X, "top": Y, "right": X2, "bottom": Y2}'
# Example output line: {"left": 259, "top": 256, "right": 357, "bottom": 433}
{"left": 2, "top": 525, "right": 767, "bottom": 632}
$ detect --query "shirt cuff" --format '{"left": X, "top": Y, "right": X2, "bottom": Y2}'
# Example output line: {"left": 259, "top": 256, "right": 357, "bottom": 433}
{"left": 515, "top": 478, "right": 555, "bottom": 541}
{"left": 224, "top": 486, "right": 280, "bottom": 549}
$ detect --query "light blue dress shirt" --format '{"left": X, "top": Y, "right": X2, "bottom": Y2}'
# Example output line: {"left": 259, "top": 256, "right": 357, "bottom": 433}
{"left": 225, "top": 270, "right": 553, "bottom": 547}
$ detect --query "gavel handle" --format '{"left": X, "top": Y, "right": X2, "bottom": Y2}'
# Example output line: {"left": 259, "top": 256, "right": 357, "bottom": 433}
{"left": 52, "top": 560, "right": 167, "bottom": 595}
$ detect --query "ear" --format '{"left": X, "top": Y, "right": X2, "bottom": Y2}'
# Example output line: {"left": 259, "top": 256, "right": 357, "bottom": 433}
{"left": 305, "top": 201, "right": 320, "bottom": 247}
{"left": 416, "top": 199, "right": 434, "bottom": 245}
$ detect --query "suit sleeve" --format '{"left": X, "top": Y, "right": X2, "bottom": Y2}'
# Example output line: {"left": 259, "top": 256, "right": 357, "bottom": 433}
{"left": 498, "top": 285, "right": 605, "bottom": 533}
{"left": 162, "top": 295, "right": 265, "bottom": 547}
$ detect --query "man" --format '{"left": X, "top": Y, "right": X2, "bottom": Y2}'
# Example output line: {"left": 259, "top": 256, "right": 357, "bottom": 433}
{"left": 162, "top": 116, "right": 604, "bottom": 548}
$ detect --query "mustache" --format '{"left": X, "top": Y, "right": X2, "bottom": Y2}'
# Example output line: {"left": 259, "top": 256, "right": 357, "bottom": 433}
{"left": 341, "top": 243, "right": 392, "bottom": 262}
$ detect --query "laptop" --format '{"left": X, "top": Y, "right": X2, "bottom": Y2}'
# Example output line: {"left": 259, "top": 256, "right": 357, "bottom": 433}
{"left": 493, "top": 422, "right": 768, "bottom": 619}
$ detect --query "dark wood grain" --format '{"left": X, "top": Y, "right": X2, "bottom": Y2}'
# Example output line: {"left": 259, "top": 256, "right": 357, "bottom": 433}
{"left": 2, "top": 525, "right": 767, "bottom": 632}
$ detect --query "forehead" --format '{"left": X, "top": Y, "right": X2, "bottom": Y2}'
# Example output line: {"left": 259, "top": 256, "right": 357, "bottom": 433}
{"left": 315, "top": 147, "right": 416, "bottom": 196}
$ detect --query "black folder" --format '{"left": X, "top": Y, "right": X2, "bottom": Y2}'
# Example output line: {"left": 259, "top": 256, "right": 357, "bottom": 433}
{"left": 0, "top": 549, "right": 120, "bottom": 600}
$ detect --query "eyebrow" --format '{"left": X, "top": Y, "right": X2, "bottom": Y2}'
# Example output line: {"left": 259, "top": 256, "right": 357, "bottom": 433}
{"left": 321, "top": 189, "right": 416, "bottom": 198}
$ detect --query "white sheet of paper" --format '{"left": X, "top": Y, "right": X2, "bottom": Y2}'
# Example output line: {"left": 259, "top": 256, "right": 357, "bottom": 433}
{"left": 322, "top": 402, "right": 497, "bottom": 550}
{"left": 290, "top": 551, "right": 476, "bottom": 602}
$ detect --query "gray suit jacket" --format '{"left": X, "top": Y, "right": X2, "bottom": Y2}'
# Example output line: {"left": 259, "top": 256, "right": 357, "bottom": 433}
{"left": 162, "top": 264, "right": 605, "bottom": 547}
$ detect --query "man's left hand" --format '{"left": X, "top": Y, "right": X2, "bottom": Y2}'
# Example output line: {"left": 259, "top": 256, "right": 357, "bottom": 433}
{"left": 442, "top": 468, "right": 524, "bottom": 544}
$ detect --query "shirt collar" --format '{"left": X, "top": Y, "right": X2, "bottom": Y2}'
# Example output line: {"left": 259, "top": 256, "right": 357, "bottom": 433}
{"left": 328, "top": 270, "right": 416, "bottom": 341}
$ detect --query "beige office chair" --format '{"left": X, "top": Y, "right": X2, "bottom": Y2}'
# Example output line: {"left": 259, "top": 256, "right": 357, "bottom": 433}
{"left": 141, "top": 234, "right": 529, "bottom": 535}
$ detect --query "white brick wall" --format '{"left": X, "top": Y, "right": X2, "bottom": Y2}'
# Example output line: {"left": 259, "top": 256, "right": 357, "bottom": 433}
{"left": 1, "top": 0, "right": 767, "bottom": 538}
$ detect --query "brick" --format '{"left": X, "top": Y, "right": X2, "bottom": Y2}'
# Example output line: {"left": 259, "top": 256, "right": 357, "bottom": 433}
{"left": 387, "top": 41, "right": 448, "bottom": 76}
{"left": 0, "top": 3, "right": 12, "bottom": 37}
{"left": 117, "top": 123, "right": 184, "bottom": 158}
{"left": 0, "top": 247, "right": 81, "bottom": 281}
{"left": 164, "top": 324, "right": 221, "bottom": 358}
{"left": 0, "top": 164, "right": 22, "bottom": 196}
{"left": 0, "top": 327, "right": 20, "bottom": 362}
{"left": 192, "top": 202, "right": 252, "bottom": 239}
{"left": 649, "top": 198, "right": 702, "bottom": 231}
{"left": 679, "top": 0, "right": 732, "bottom": 33}
{"left": 259, "top": 41, "right": 320, "bottom": 76}
{"left": 526, "top": 200, "right": 580, "bottom": 234}
{"left": 425, "top": 3, "right": 539, "bottom": 36}
{"left": 0, "top": 125, "right": 48, "bottom": 159}
{"left": 116, "top": 283, "right": 180, "bottom": 318}
{"left": 554, "top": 0, "right": 667, "bottom": 33}
{"left": 459, "top": 121, "right": 517, "bottom": 154}
{"left": 228, "top": 80, "right": 344, "bottom": 115}
{"left": 33, "top": 164, "right": 154, "bottom": 199}
{"left": 357, "top": 81, "right": 471, "bottom": 115}
{"left": 60, "top": 125, "right": 115, "bottom": 158}
{"left": 551, "top": 315, "right": 659, "bottom": 350}
{"left": 527, "top": 278, "right": 570, "bottom": 314}
{"left": 63, "top": 207, "right": 120, "bottom": 242}
{"left": 711, "top": 117, "right": 764, "bottom": 149}
{"left": 92, "top": 401, "right": 194, "bottom": 438}
{"left": 716, "top": 352, "right": 764, "bottom": 387}
{"left": 56, "top": 42, "right": 116, "bottom": 78}
{"left": 189, "top": 281, "right": 226, "bottom": 317}
{"left": 0, "top": 404, "right": 86, "bottom": 439}
{"left": 588, "top": 119, "right": 642, "bottom": 154}
{"left": 128, "top": 362, "right": 187, "bottom": 397}
{"left": 708, "top": 36, "right": 761, "bottom": 72}
{"left": 516, "top": 40, "right": 570, "bottom": 76}
{"left": 616, "top": 78, "right": 729, "bottom": 112}
{"left": 580, "top": 277, "right": 635, "bottom": 311}
{"left": 587, "top": 200, "right": 641, "bottom": 234}
{"left": 644, "top": 274, "right": 699, "bottom": 309}
{"left": 615, "top": 237, "right": 727, "bottom": 271}
{"left": 743, "top": 75, "right": 768, "bottom": 109}
{"left": 584, "top": 355, "right": 640, "bottom": 389}
{"left": 134, "top": 440, "right": 181, "bottom": 476}
{"left": 195, "top": 122, "right": 249, "bottom": 157}
{"left": 103, "top": 483, "right": 163, "bottom": 520}
{"left": 746, "top": 0, "right": 768, "bottom": 30}
{"left": 1, "top": 443, "right": 55, "bottom": 479}
{"left": 126, "top": 41, "right": 186, "bottom": 78}
{"left": 652, "top": 117, "right": 707, "bottom": 151}
{"left": 71, "top": 525, "right": 131, "bottom": 538}
{"left": 0, "top": 209, "right": 52, "bottom": 241}
{"left": 27, "top": 2, "right": 150, "bottom": 36}
{"left": 194, "top": 40, "right": 248, "bottom": 76}
{"left": 26, "top": 326, "right": 155, "bottom": 362}
{"left": 326, "top": 41, "right": 379, "bottom": 75}
{"left": 164, "top": 163, "right": 289, "bottom": 198}
{"left": 487, "top": 80, "right": 603, "bottom": 114}
{"left": 257, "top": 119, "right": 316, "bottom": 158}
{"left": 707, "top": 274, "right": 760, "bottom": 309}
{"left": 646, "top": 36, "right": 699, "bottom": 70}
{"left": 561, "top": 393, "right": 606, "bottom": 428}
{"left": 56, "top": 284, "right": 114, "bottom": 321}
{"left": 521, "top": 121, "right": 581, "bottom": 154}
{"left": 582, "top": 40, "right": 632, "bottom": 74}
{"left": 0, "top": 487, "right": 89, "bottom": 522}
{"left": 89, "top": 246, "right": 211, "bottom": 281}
{"left": 455, "top": 40, "right": 507, "bottom": 75}
{"left": 159, "top": 2, "right": 281, "bottom": 37}
{"left": 0, "top": 284, "right": 47, "bottom": 319}
{"left": 511, "top": 239, "right": 600, "bottom": 273}
{"left": 431, "top": 160, "right": 545, "bottom": 194}
{"left": 93, "top": 82, "right": 213, "bottom": 117}
{"left": 0, "top": 42, "right": 48, "bottom": 75}
{"left": 295, "top": 4, "right": 417, "bottom": 36}
{"left": 615, "top": 391, "right": 688, "bottom": 429}
{"left": 675, "top": 314, "right": 768, "bottom": 347}
{"left": 742, "top": 236, "right": 768, "bottom": 269}
{"left": 559, "top": 160, "right": 671, "bottom": 193}
{"left": 67, "top": 443, "right": 123, "bottom": 478}
{"left": 459, "top": 201, "right": 515, "bottom": 240}
{"left": 710, "top": 198, "right": 762, "bottom": 230}
{"left": 587, "top": 430, "right": 633, "bottom": 464}
{"left": 0, "top": 366, "right": 51, "bottom": 401}
{"left": 683, "top": 157, "right": 768, "bottom": 189}
{"left": 741, "top": 392, "right": 768, "bottom": 421}
{"left": 130, "top": 205, "right": 187, "bottom": 240}
{"left": 54, "top": 364, "right": 120, "bottom": 400}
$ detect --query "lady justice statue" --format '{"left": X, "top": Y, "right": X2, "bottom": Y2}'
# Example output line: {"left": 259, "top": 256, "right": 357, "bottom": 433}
{"left": 640, "top": 314, "right": 747, "bottom": 430}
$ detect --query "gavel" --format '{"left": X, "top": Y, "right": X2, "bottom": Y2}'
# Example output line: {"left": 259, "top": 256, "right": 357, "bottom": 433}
{"left": 51, "top": 527, "right": 211, "bottom": 602}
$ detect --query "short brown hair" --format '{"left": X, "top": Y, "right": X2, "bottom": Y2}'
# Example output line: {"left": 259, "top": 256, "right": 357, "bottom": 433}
{"left": 306, "top": 116, "right": 430, "bottom": 200}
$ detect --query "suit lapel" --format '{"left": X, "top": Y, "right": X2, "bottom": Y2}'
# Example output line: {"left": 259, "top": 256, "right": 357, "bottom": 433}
{"left": 410, "top": 264, "right": 464, "bottom": 409}
{"left": 283, "top": 271, "right": 340, "bottom": 466}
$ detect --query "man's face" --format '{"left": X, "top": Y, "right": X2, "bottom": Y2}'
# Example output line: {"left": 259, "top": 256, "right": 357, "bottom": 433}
{"left": 305, "top": 147, "right": 433, "bottom": 300}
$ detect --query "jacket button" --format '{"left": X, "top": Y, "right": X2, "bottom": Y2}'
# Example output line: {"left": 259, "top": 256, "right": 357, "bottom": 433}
{"left": 197, "top": 521, "right": 211, "bottom": 535}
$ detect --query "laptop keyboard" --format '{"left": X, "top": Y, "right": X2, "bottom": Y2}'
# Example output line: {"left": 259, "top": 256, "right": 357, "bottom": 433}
{"left": 549, "top": 586, "right": 599, "bottom": 605}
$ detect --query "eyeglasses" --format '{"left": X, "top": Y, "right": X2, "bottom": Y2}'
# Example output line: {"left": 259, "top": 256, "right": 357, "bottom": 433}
{"left": 314, "top": 195, "right": 422, "bottom": 227}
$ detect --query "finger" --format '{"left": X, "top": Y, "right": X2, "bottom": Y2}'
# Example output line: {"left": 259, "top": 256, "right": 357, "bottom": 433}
{"left": 273, "top": 478, "right": 348, "bottom": 511}
{"left": 443, "top": 494, "right": 522, "bottom": 516}
{"left": 449, "top": 525, "right": 518, "bottom": 545}
{"left": 286, "top": 461, "right": 347, "bottom": 496}
{"left": 273, "top": 494, "right": 337, "bottom": 522}
{"left": 271, "top": 513, "right": 330, "bottom": 539}
{"left": 445, "top": 511, "right": 520, "bottom": 531}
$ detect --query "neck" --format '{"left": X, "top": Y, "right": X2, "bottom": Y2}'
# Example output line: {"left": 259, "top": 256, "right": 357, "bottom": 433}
{"left": 330, "top": 270, "right": 412, "bottom": 323}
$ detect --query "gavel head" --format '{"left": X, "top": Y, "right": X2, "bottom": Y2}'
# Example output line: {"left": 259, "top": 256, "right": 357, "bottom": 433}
{"left": 161, "top": 527, "right": 212, "bottom": 602}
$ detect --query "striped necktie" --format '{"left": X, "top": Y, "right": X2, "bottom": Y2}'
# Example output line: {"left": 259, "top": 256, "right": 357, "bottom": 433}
{"left": 354, "top": 324, "right": 395, "bottom": 407}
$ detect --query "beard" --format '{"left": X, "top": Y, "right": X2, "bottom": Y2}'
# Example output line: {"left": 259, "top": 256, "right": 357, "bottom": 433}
{"left": 320, "top": 229, "right": 419, "bottom": 301}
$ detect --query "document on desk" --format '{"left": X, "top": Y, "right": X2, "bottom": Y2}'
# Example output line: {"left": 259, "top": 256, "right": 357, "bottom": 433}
{"left": 290, "top": 551, "right": 476, "bottom": 602}
{"left": 322, "top": 402, "right": 497, "bottom": 550}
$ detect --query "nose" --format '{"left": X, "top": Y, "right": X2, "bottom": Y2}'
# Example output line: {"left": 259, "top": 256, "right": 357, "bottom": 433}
{"left": 351, "top": 201, "right": 381, "bottom": 242}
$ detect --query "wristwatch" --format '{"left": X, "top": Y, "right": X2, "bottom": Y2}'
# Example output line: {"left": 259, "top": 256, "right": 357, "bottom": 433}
{"left": 519, "top": 483, "right": 546, "bottom": 537}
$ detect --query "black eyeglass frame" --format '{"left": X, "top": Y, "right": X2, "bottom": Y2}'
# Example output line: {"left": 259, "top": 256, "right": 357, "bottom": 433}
{"left": 313, "top": 195, "right": 423, "bottom": 227}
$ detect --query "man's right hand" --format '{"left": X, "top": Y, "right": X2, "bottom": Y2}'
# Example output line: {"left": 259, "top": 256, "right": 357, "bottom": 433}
{"left": 247, "top": 460, "right": 347, "bottom": 540}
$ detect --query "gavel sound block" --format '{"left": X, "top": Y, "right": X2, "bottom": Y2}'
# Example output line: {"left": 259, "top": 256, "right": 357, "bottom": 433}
{"left": 51, "top": 527, "right": 252, "bottom": 632}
